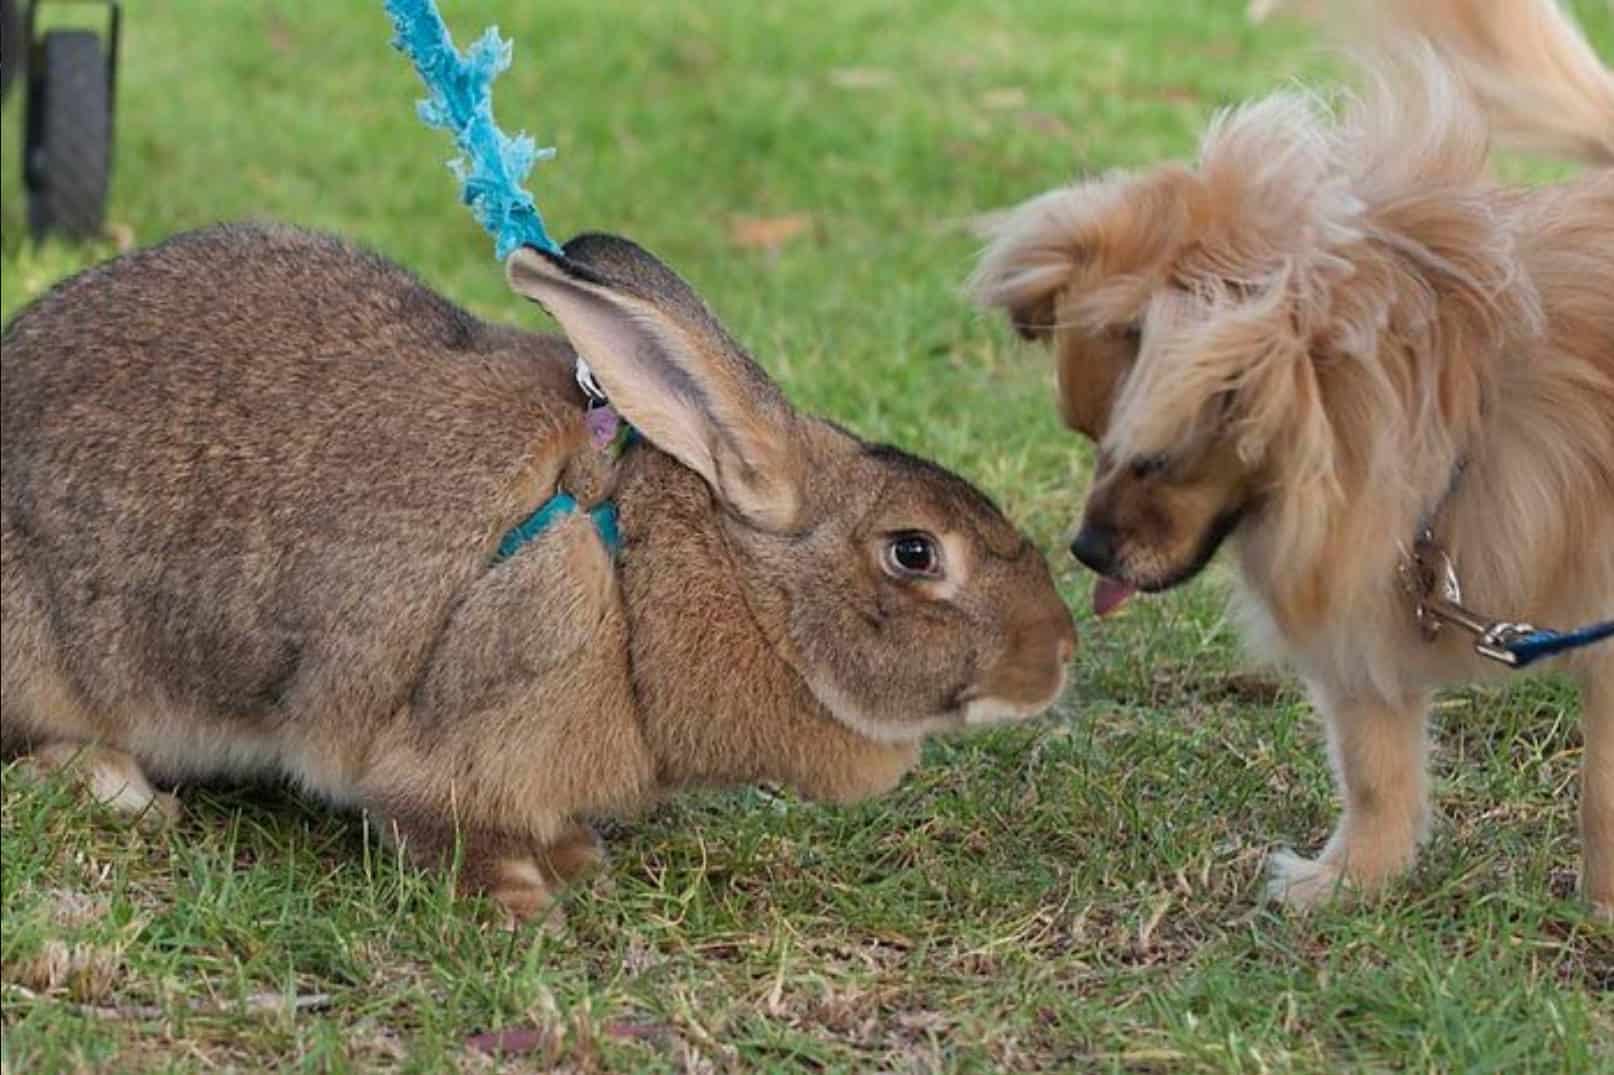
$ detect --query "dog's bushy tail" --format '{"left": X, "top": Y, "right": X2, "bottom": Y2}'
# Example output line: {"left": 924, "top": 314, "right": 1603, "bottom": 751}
{"left": 1269, "top": 0, "right": 1614, "bottom": 165}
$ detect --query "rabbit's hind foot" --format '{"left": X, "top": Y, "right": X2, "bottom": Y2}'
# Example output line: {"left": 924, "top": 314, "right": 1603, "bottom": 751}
{"left": 18, "top": 742, "right": 180, "bottom": 828}
{"left": 535, "top": 822, "right": 606, "bottom": 886}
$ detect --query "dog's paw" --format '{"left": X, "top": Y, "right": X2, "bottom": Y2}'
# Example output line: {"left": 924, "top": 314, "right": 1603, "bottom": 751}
{"left": 1264, "top": 849, "right": 1351, "bottom": 909}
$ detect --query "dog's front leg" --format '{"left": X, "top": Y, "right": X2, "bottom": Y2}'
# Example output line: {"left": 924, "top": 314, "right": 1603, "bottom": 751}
{"left": 1268, "top": 687, "right": 1431, "bottom": 908}
{"left": 1580, "top": 664, "right": 1613, "bottom": 920}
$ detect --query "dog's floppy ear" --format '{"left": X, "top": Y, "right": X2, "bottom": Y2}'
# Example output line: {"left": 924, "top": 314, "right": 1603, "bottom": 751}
{"left": 969, "top": 192, "right": 1089, "bottom": 341}
{"left": 507, "top": 235, "right": 808, "bottom": 532}
{"left": 971, "top": 169, "right": 1200, "bottom": 342}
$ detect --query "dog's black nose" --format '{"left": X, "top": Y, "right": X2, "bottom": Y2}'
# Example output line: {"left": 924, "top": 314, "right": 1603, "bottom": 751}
{"left": 1069, "top": 523, "right": 1117, "bottom": 575}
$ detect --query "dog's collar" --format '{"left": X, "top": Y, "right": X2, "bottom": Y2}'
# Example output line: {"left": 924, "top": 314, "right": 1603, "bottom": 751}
{"left": 1412, "top": 456, "right": 1469, "bottom": 541}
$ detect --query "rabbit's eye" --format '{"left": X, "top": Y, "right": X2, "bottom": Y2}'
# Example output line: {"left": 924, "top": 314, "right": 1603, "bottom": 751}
{"left": 885, "top": 532, "right": 941, "bottom": 579}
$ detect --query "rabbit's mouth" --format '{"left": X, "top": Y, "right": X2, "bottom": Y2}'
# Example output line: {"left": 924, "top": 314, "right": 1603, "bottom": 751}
{"left": 959, "top": 693, "right": 1056, "bottom": 727}
{"left": 955, "top": 663, "right": 1070, "bottom": 727}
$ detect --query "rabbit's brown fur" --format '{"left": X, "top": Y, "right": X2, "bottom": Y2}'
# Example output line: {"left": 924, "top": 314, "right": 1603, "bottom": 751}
{"left": 2, "top": 222, "right": 1074, "bottom": 922}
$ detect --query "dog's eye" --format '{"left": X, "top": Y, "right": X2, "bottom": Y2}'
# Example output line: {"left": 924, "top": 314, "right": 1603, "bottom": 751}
{"left": 1130, "top": 454, "right": 1169, "bottom": 478}
{"left": 884, "top": 532, "right": 942, "bottom": 579}
{"left": 1119, "top": 322, "right": 1143, "bottom": 344}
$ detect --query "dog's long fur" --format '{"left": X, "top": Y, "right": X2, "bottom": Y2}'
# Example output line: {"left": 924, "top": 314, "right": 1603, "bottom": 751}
{"left": 973, "top": 0, "right": 1614, "bottom": 911}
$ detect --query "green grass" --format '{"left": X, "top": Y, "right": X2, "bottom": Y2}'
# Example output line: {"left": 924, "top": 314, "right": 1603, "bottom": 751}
{"left": 3, "top": 1, "right": 1611, "bottom": 1071}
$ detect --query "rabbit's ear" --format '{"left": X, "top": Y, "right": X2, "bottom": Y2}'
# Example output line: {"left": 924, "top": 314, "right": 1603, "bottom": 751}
{"left": 507, "top": 237, "right": 806, "bottom": 532}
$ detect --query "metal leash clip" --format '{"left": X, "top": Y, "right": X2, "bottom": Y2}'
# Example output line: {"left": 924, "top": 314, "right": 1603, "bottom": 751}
{"left": 1419, "top": 595, "right": 1539, "bottom": 667}
{"left": 574, "top": 357, "right": 609, "bottom": 407}
{"left": 1400, "top": 531, "right": 1536, "bottom": 666}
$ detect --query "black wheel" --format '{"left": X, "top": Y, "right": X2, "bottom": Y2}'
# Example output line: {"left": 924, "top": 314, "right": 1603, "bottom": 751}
{"left": 0, "top": 0, "right": 21, "bottom": 104}
{"left": 25, "top": 29, "right": 112, "bottom": 241}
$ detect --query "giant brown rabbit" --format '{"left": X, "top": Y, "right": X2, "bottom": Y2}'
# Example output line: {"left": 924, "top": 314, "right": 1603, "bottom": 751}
{"left": 1, "top": 223, "right": 1076, "bottom": 920}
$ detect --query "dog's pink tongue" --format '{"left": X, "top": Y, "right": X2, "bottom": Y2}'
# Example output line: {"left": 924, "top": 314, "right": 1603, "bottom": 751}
{"left": 1092, "top": 577, "right": 1138, "bottom": 617}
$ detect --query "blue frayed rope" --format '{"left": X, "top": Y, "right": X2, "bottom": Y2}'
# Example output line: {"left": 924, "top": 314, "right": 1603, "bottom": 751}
{"left": 384, "top": 0, "right": 560, "bottom": 258}
{"left": 386, "top": 1, "right": 627, "bottom": 564}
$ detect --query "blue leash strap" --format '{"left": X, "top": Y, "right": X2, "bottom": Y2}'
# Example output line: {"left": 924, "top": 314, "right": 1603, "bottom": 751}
{"left": 1495, "top": 619, "right": 1614, "bottom": 669}
{"left": 1422, "top": 589, "right": 1613, "bottom": 669}
{"left": 384, "top": 0, "right": 561, "bottom": 258}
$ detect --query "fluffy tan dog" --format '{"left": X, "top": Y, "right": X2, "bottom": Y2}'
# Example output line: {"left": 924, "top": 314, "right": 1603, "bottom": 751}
{"left": 971, "top": 0, "right": 1614, "bottom": 911}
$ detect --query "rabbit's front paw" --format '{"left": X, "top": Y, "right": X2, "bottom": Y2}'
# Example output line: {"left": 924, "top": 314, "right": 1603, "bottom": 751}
{"left": 796, "top": 740, "right": 921, "bottom": 805}
{"left": 378, "top": 812, "right": 569, "bottom": 928}
{"left": 486, "top": 826, "right": 609, "bottom": 928}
